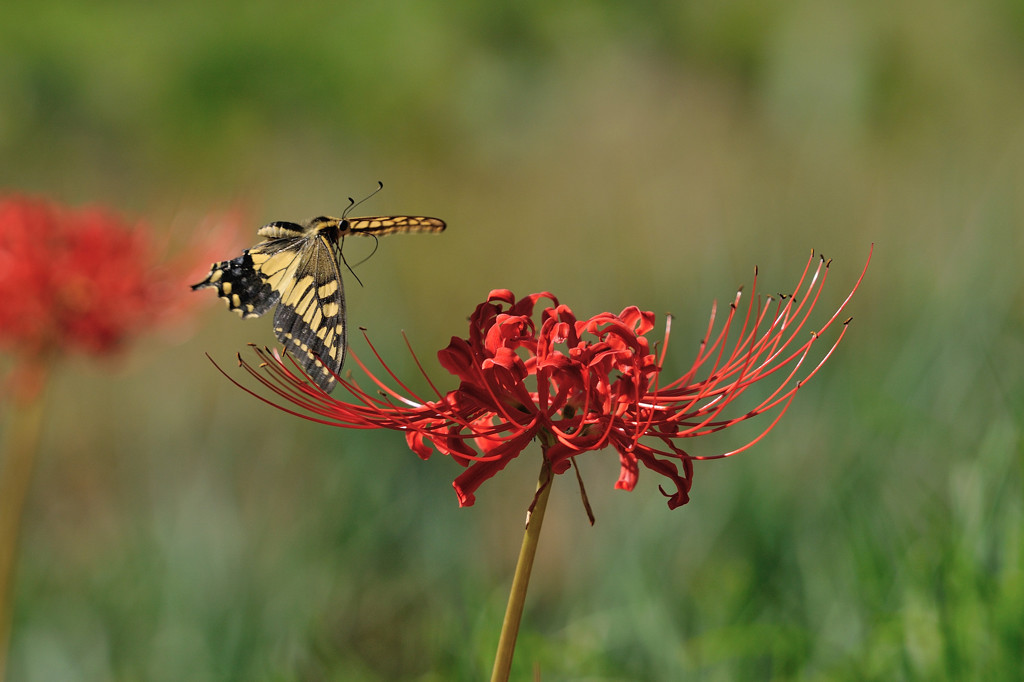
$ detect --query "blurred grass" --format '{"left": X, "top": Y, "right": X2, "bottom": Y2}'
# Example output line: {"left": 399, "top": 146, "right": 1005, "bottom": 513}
{"left": 2, "top": 0, "right": 1024, "bottom": 679}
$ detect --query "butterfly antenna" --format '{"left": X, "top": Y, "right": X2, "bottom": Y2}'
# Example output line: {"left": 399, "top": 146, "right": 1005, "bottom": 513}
{"left": 342, "top": 181, "right": 384, "bottom": 219}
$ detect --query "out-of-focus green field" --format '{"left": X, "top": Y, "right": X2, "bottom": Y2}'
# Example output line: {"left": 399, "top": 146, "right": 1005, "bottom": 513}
{"left": 2, "top": 1, "right": 1023, "bottom": 679}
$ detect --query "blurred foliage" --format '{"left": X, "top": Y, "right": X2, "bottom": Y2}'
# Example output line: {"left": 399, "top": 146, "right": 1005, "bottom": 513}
{"left": 2, "top": 0, "right": 1024, "bottom": 679}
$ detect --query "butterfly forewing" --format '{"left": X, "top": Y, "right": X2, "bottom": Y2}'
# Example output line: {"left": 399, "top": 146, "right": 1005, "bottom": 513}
{"left": 193, "top": 206, "right": 445, "bottom": 393}
{"left": 345, "top": 216, "right": 447, "bottom": 236}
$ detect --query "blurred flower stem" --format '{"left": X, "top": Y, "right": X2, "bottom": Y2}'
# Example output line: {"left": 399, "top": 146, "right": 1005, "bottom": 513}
{"left": 0, "top": 362, "right": 48, "bottom": 681}
{"left": 490, "top": 457, "right": 553, "bottom": 682}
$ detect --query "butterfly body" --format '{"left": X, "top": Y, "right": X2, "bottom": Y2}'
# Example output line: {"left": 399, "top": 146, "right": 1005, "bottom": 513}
{"left": 193, "top": 212, "right": 445, "bottom": 392}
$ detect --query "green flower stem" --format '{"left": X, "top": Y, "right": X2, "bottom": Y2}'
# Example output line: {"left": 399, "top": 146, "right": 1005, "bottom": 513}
{"left": 490, "top": 457, "right": 553, "bottom": 682}
{"left": 0, "top": 365, "right": 48, "bottom": 682}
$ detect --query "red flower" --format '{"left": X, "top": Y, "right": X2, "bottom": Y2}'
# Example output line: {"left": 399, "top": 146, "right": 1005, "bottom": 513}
{"left": 0, "top": 195, "right": 229, "bottom": 363}
{"left": 224, "top": 249, "right": 870, "bottom": 510}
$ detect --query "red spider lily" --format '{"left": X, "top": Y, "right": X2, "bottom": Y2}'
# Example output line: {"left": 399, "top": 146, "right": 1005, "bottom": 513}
{"left": 0, "top": 194, "right": 233, "bottom": 365}
{"left": 223, "top": 249, "right": 870, "bottom": 510}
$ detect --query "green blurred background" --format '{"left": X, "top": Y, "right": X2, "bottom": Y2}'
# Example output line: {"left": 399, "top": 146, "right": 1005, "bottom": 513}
{"left": 2, "top": 1, "right": 1023, "bottom": 679}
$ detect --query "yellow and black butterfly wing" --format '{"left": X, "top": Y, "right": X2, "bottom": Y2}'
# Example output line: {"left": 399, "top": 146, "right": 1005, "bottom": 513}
{"left": 193, "top": 220, "right": 345, "bottom": 391}
{"left": 269, "top": 228, "right": 347, "bottom": 392}
{"left": 344, "top": 215, "right": 447, "bottom": 236}
{"left": 191, "top": 229, "right": 305, "bottom": 319}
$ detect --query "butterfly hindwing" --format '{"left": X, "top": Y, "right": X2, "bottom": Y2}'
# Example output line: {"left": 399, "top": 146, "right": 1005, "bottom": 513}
{"left": 271, "top": 232, "right": 346, "bottom": 391}
{"left": 191, "top": 236, "right": 304, "bottom": 318}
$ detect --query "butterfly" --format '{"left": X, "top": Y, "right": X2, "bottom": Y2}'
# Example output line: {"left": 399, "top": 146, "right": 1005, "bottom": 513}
{"left": 192, "top": 185, "right": 446, "bottom": 392}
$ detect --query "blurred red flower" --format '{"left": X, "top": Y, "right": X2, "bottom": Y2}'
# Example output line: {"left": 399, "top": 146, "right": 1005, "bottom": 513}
{"left": 0, "top": 195, "right": 230, "bottom": 363}
{"left": 225, "top": 250, "right": 869, "bottom": 509}
{"left": 0, "top": 194, "right": 239, "bottom": 672}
